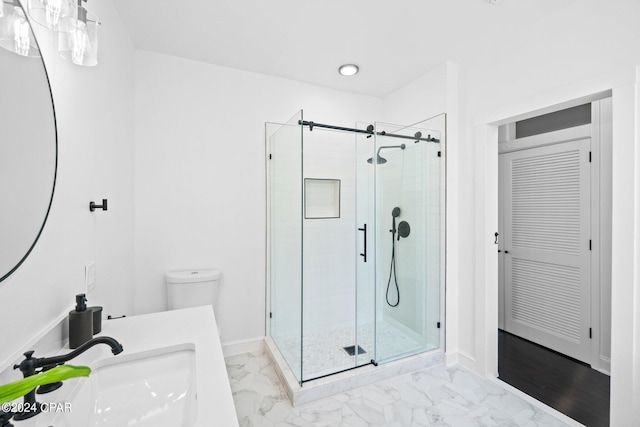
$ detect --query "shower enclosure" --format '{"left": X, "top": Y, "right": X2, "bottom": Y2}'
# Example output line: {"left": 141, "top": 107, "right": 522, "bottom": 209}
{"left": 267, "top": 111, "right": 445, "bottom": 384}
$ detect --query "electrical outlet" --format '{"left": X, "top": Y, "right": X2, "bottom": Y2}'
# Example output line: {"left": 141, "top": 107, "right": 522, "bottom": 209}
{"left": 85, "top": 262, "right": 96, "bottom": 292}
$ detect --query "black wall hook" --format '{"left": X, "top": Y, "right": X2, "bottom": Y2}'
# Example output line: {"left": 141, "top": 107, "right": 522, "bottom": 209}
{"left": 89, "top": 199, "right": 108, "bottom": 212}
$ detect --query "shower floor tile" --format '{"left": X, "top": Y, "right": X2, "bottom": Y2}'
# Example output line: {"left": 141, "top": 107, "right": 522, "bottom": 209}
{"left": 275, "top": 322, "right": 428, "bottom": 381}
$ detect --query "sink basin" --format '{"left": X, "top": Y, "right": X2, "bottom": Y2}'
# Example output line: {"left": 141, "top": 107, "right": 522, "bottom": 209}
{"left": 53, "top": 343, "right": 197, "bottom": 427}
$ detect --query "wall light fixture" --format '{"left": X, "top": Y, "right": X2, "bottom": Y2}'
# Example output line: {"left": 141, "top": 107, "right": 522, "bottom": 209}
{"left": 0, "top": 0, "right": 41, "bottom": 58}
{"left": 27, "top": 0, "right": 74, "bottom": 31}
{"left": 1, "top": 0, "right": 100, "bottom": 65}
{"left": 57, "top": 0, "right": 99, "bottom": 66}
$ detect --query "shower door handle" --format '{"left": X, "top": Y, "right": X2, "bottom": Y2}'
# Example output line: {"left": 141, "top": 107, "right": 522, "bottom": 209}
{"left": 358, "top": 224, "right": 367, "bottom": 262}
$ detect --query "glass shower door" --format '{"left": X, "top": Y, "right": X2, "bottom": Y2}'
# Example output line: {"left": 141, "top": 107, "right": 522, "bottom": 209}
{"left": 354, "top": 124, "right": 376, "bottom": 368}
{"left": 300, "top": 125, "right": 363, "bottom": 381}
{"left": 268, "top": 111, "right": 303, "bottom": 383}
{"left": 373, "top": 116, "right": 444, "bottom": 364}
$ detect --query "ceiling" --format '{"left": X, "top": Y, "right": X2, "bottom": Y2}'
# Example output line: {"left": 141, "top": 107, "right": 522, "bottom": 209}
{"left": 113, "top": 0, "right": 572, "bottom": 98}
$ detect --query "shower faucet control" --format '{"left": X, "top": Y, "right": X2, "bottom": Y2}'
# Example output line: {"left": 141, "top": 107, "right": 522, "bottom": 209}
{"left": 397, "top": 221, "right": 410, "bottom": 240}
{"left": 390, "top": 207, "right": 410, "bottom": 240}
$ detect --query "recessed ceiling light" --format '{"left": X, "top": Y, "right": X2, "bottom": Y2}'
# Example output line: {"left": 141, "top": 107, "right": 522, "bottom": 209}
{"left": 338, "top": 64, "right": 359, "bottom": 76}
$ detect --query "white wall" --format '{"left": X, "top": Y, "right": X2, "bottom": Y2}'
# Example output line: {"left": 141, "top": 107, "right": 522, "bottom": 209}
{"left": 0, "top": 0, "right": 135, "bottom": 368}
{"left": 382, "top": 62, "right": 449, "bottom": 125}
{"left": 133, "top": 50, "right": 383, "bottom": 346}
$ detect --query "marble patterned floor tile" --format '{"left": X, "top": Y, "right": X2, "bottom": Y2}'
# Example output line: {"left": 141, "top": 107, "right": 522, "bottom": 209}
{"left": 225, "top": 351, "right": 578, "bottom": 427}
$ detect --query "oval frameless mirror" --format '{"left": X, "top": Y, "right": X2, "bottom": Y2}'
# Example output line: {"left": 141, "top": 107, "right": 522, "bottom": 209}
{"left": 0, "top": 2, "right": 57, "bottom": 283}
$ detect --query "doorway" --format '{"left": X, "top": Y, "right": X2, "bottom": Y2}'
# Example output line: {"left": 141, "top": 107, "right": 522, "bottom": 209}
{"left": 496, "top": 99, "right": 612, "bottom": 425}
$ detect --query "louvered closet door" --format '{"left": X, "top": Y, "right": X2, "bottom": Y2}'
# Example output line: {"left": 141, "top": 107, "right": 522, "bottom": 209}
{"left": 503, "top": 139, "right": 591, "bottom": 363}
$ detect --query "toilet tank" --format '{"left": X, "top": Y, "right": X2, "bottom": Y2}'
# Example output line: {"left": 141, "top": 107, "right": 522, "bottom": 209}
{"left": 166, "top": 269, "right": 222, "bottom": 311}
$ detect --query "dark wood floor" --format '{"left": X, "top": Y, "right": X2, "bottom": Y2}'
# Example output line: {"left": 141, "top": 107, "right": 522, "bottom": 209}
{"left": 498, "top": 330, "right": 610, "bottom": 427}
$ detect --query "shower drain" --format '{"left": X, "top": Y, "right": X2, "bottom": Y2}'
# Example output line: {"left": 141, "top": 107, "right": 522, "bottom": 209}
{"left": 343, "top": 345, "right": 366, "bottom": 356}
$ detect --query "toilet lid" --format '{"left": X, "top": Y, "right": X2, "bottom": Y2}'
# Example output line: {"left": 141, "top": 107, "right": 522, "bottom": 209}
{"left": 165, "top": 269, "right": 221, "bottom": 283}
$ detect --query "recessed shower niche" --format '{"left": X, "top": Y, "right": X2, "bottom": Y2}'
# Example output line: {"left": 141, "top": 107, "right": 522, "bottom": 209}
{"left": 266, "top": 111, "right": 446, "bottom": 402}
{"left": 304, "top": 178, "right": 341, "bottom": 219}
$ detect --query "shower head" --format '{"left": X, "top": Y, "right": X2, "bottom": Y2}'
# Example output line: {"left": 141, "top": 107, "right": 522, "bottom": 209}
{"left": 366, "top": 144, "right": 406, "bottom": 165}
{"left": 367, "top": 155, "right": 387, "bottom": 164}
{"left": 392, "top": 207, "right": 401, "bottom": 218}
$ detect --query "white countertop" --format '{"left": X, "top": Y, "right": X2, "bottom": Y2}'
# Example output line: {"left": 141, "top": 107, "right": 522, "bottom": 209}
{"left": 13, "top": 306, "right": 239, "bottom": 427}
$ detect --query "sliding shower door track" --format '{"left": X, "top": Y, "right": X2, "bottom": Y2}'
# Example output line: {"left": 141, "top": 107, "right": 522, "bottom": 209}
{"left": 298, "top": 120, "right": 440, "bottom": 143}
{"left": 301, "top": 360, "right": 375, "bottom": 384}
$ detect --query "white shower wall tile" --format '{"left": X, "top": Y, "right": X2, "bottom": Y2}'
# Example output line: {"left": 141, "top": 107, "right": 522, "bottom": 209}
{"left": 225, "top": 351, "right": 581, "bottom": 427}
{"left": 302, "top": 129, "right": 359, "bottom": 337}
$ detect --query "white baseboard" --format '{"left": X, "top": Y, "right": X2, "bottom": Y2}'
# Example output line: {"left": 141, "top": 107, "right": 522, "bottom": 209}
{"left": 444, "top": 350, "right": 477, "bottom": 371}
{"left": 444, "top": 350, "right": 459, "bottom": 366}
{"left": 222, "top": 336, "right": 264, "bottom": 357}
{"left": 597, "top": 355, "right": 611, "bottom": 376}
{"left": 455, "top": 350, "right": 477, "bottom": 370}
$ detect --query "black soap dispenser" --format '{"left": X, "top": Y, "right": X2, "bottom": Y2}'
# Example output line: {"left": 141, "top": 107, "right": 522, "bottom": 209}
{"left": 69, "top": 294, "right": 93, "bottom": 349}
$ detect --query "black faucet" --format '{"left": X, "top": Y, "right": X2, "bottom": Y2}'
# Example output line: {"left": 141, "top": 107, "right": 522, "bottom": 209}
{"left": 0, "top": 410, "right": 14, "bottom": 427}
{"left": 11, "top": 336, "right": 123, "bottom": 421}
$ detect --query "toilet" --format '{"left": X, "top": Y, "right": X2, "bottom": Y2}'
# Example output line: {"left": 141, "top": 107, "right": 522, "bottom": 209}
{"left": 166, "top": 268, "right": 222, "bottom": 336}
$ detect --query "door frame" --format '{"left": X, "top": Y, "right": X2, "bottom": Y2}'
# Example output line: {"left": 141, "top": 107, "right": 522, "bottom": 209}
{"left": 496, "top": 102, "right": 611, "bottom": 371}
{"left": 473, "top": 66, "right": 640, "bottom": 425}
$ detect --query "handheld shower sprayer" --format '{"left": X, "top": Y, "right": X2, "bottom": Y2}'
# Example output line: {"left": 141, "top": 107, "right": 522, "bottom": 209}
{"left": 386, "top": 207, "right": 410, "bottom": 307}
{"left": 391, "top": 207, "right": 401, "bottom": 234}
{"left": 390, "top": 207, "right": 410, "bottom": 241}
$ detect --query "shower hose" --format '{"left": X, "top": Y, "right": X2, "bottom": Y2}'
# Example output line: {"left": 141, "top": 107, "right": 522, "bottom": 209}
{"left": 386, "top": 229, "right": 400, "bottom": 307}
